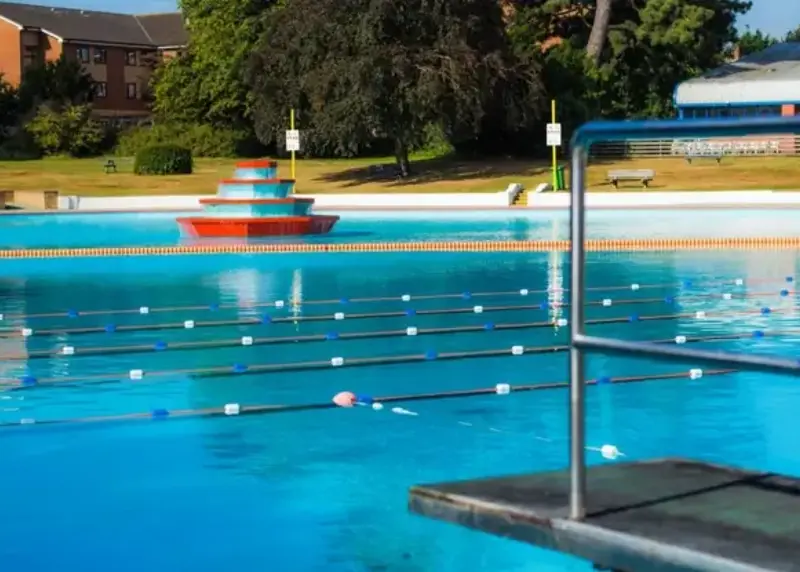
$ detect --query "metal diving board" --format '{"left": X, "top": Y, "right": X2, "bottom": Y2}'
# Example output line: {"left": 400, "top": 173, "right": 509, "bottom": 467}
{"left": 410, "top": 458, "right": 800, "bottom": 572}
{"left": 408, "top": 115, "right": 800, "bottom": 572}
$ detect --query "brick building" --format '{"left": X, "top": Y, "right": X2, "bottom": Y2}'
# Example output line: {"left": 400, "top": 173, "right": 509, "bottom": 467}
{"left": 0, "top": 2, "right": 187, "bottom": 121}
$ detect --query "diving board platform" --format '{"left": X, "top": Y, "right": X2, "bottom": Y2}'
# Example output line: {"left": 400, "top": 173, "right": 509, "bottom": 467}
{"left": 409, "top": 458, "right": 800, "bottom": 572}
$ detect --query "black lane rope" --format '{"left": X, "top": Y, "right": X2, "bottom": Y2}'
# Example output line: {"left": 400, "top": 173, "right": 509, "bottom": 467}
{"left": 0, "top": 275, "right": 792, "bottom": 322}
{"left": 1, "top": 289, "right": 791, "bottom": 339}
{"left": 3, "top": 324, "right": 785, "bottom": 389}
{"left": 1, "top": 304, "right": 791, "bottom": 361}
{"left": 0, "top": 368, "right": 739, "bottom": 429}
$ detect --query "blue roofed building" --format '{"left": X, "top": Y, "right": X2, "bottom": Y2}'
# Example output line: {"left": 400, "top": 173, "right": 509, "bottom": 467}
{"left": 674, "top": 42, "right": 800, "bottom": 120}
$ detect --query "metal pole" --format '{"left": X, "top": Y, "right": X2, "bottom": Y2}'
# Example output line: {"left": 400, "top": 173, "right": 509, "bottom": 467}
{"left": 290, "top": 108, "right": 296, "bottom": 180}
{"left": 551, "top": 100, "right": 557, "bottom": 190}
{"left": 568, "top": 143, "right": 588, "bottom": 520}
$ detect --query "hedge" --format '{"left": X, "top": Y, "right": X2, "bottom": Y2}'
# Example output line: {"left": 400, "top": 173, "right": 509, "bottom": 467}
{"left": 116, "top": 122, "right": 263, "bottom": 158}
{"left": 133, "top": 144, "right": 193, "bottom": 175}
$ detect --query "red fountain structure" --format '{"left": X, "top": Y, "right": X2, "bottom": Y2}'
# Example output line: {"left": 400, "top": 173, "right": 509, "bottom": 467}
{"left": 177, "top": 160, "right": 339, "bottom": 237}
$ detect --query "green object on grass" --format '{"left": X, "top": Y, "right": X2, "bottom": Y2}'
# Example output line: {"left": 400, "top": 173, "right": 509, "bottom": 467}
{"left": 555, "top": 164, "right": 566, "bottom": 190}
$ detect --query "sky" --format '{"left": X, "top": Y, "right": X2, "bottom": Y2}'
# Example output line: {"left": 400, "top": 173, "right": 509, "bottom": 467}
{"left": 5, "top": 0, "right": 799, "bottom": 38}
{"left": 740, "top": 0, "right": 800, "bottom": 37}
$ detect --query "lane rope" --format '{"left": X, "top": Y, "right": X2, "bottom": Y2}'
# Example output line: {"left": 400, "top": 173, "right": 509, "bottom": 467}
{"left": 4, "top": 238, "right": 800, "bottom": 258}
{"left": 2, "top": 302, "right": 793, "bottom": 361}
{"left": 2, "top": 288, "right": 793, "bottom": 339}
{"left": 3, "top": 322, "right": 785, "bottom": 389}
{"left": 0, "top": 369, "right": 739, "bottom": 440}
{"left": 1, "top": 275, "right": 788, "bottom": 322}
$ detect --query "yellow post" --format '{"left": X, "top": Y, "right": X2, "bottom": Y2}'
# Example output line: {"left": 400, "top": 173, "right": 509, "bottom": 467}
{"left": 551, "top": 99, "right": 557, "bottom": 191}
{"left": 290, "top": 108, "right": 296, "bottom": 180}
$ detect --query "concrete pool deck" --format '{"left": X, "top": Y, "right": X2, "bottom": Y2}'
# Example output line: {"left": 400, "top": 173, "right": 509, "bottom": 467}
{"left": 3, "top": 190, "right": 800, "bottom": 214}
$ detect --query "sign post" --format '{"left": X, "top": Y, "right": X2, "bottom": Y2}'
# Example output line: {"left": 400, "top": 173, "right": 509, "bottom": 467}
{"left": 547, "top": 101, "right": 562, "bottom": 190}
{"left": 286, "top": 109, "right": 300, "bottom": 179}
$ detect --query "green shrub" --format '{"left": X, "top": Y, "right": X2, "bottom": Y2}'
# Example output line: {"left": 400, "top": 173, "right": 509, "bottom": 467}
{"left": 25, "top": 104, "right": 108, "bottom": 157}
{"left": 0, "top": 129, "right": 42, "bottom": 160}
{"left": 133, "top": 144, "right": 193, "bottom": 175}
{"left": 116, "top": 122, "right": 263, "bottom": 158}
{"left": 412, "top": 123, "right": 455, "bottom": 159}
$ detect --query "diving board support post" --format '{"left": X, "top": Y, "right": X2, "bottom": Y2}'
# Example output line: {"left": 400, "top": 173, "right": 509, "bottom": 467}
{"left": 566, "top": 115, "right": 800, "bottom": 523}
{"left": 407, "top": 116, "right": 800, "bottom": 572}
{"left": 568, "top": 134, "right": 587, "bottom": 520}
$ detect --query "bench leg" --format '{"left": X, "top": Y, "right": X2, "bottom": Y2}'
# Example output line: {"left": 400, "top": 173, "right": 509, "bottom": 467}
{"left": 611, "top": 181, "right": 618, "bottom": 189}
{"left": 642, "top": 180, "right": 649, "bottom": 189}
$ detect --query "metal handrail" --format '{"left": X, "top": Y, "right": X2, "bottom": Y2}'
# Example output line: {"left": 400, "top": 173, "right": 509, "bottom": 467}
{"left": 567, "top": 116, "right": 800, "bottom": 520}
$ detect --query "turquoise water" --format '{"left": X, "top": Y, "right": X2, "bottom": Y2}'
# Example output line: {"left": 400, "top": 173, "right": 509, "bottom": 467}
{"left": 2, "top": 208, "right": 800, "bottom": 248}
{"left": 2, "top": 247, "right": 800, "bottom": 571}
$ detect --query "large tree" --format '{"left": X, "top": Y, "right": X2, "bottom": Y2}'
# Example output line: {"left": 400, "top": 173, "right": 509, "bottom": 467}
{"left": 248, "top": 0, "right": 543, "bottom": 175}
{"left": 737, "top": 27, "right": 778, "bottom": 56}
{"left": 16, "top": 57, "right": 93, "bottom": 113}
{"left": 509, "top": 0, "right": 750, "bottom": 121}
{"left": 0, "top": 74, "right": 18, "bottom": 141}
{"left": 151, "top": 0, "right": 271, "bottom": 126}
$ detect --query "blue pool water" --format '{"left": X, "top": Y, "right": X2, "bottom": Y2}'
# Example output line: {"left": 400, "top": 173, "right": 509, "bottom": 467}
{"left": 2, "top": 213, "right": 800, "bottom": 570}
{"left": 1, "top": 208, "right": 800, "bottom": 248}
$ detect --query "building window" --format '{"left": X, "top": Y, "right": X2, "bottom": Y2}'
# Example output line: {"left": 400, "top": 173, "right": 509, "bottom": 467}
{"left": 682, "top": 105, "right": 783, "bottom": 119}
{"left": 126, "top": 83, "right": 137, "bottom": 99}
{"left": 76, "top": 47, "right": 89, "bottom": 63}
{"left": 125, "top": 50, "right": 137, "bottom": 66}
{"left": 93, "top": 48, "right": 107, "bottom": 64}
{"left": 94, "top": 82, "right": 107, "bottom": 98}
{"left": 22, "top": 47, "right": 37, "bottom": 69}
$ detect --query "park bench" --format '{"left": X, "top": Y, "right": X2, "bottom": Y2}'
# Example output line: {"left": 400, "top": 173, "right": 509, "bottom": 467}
{"left": 103, "top": 159, "right": 117, "bottom": 174}
{"left": 607, "top": 169, "right": 654, "bottom": 189}
{"left": 685, "top": 151, "right": 722, "bottom": 164}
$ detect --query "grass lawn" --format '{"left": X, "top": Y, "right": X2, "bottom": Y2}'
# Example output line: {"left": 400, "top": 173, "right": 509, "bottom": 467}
{"left": 0, "top": 154, "right": 798, "bottom": 196}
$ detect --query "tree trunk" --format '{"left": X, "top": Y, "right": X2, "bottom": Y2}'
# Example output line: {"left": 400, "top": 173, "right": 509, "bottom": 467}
{"left": 586, "top": 0, "right": 612, "bottom": 65}
{"left": 394, "top": 138, "right": 411, "bottom": 178}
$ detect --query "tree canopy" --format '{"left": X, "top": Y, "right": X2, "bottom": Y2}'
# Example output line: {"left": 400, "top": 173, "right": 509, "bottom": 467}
{"left": 247, "top": 0, "right": 543, "bottom": 175}
{"left": 142, "top": 0, "right": 800, "bottom": 170}
{"left": 16, "top": 57, "right": 94, "bottom": 113}
{"left": 151, "top": 0, "right": 270, "bottom": 126}
{"left": 3, "top": 0, "right": 798, "bottom": 165}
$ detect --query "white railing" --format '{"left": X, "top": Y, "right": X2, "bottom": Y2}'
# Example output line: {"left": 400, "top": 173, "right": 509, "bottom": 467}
{"left": 589, "top": 136, "right": 800, "bottom": 158}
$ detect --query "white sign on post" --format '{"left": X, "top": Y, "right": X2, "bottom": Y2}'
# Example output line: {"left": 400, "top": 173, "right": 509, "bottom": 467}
{"left": 285, "top": 129, "right": 301, "bottom": 152}
{"left": 546, "top": 123, "right": 562, "bottom": 147}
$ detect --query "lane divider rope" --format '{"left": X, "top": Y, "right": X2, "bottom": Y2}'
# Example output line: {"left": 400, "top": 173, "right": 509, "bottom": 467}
{"left": 0, "top": 368, "right": 739, "bottom": 430}
{"left": 3, "top": 322, "right": 786, "bottom": 389}
{"left": 2, "top": 289, "right": 792, "bottom": 339}
{"left": 4, "top": 238, "right": 800, "bottom": 258}
{"left": 3, "top": 302, "right": 793, "bottom": 361}
{"left": 2, "top": 275, "right": 788, "bottom": 322}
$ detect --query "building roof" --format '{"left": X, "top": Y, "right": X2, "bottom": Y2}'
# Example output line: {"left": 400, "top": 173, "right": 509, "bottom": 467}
{"left": 675, "top": 42, "right": 800, "bottom": 106}
{"left": 0, "top": 2, "right": 186, "bottom": 48}
{"left": 136, "top": 13, "right": 188, "bottom": 48}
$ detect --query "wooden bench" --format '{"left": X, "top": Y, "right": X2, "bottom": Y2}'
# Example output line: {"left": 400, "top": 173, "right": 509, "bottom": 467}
{"left": 103, "top": 159, "right": 117, "bottom": 174}
{"left": 685, "top": 151, "right": 722, "bottom": 164}
{"left": 607, "top": 169, "right": 654, "bottom": 189}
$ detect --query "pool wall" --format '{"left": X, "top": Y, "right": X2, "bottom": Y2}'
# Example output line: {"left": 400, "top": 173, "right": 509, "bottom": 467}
{"left": 49, "top": 189, "right": 800, "bottom": 212}
{"left": 57, "top": 186, "right": 522, "bottom": 211}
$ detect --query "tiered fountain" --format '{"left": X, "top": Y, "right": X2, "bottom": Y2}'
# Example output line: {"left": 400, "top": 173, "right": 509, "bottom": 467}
{"left": 177, "top": 160, "right": 339, "bottom": 237}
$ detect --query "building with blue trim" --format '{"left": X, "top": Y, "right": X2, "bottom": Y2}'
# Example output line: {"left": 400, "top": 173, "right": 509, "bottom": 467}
{"left": 674, "top": 42, "right": 800, "bottom": 119}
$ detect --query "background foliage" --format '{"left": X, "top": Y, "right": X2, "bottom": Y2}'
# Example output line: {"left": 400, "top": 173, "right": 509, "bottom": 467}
{"left": 0, "top": 0, "right": 797, "bottom": 169}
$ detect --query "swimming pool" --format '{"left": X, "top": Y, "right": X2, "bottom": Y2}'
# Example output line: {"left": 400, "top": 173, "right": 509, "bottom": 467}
{"left": 2, "top": 213, "right": 800, "bottom": 571}
{"left": 2, "top": 208, "right": 800, "bottom": 249}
